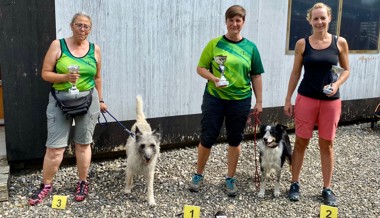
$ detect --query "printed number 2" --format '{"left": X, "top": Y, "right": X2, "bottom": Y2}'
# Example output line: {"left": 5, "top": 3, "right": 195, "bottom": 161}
{"left": 320, "top": 205, "right": 337, "bottom": 218}
{"left": 325, "top": 210, "right": 332, "bottom": 218}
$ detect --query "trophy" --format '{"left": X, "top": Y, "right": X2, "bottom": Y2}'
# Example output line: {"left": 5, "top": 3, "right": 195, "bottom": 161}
{"left": 67, "top": 65, "right": 80, "bottom": 95}
{"left": 323, "top": 65, "right": 344, "bottom": 94}
{"left": 214, "top": 55, "right": 229, "bottom": 87}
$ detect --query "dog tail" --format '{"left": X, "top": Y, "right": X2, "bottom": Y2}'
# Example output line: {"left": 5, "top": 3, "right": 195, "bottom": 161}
{"left": 136, "top": 95, "right": 146, "bottom": 122}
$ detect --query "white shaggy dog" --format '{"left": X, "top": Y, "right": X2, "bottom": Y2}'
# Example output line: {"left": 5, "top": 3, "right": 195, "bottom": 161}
{"left": 124, "top": 95, "right": 161, "bottom": 206}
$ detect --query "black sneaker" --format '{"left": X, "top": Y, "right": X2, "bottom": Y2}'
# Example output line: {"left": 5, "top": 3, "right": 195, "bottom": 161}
{"left": 288, "top": 182, "right": 300, "bottom": 201}
{"left": 28, "top": 183, "right": 53, "bottom": 206}
{"left": 322, "top": 188, "right": 337, "bottom": 206}
{"left": 75, "top": 180, "right": 89, "bottom": 202}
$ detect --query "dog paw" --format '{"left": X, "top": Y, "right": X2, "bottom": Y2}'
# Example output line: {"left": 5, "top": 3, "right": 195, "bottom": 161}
{"left": 148, "top": 199, "right": 156, "bottom": 207}
{"left": 274, "top": 190, "right": 280, "bottom": 197}
{"left": 258, "top": 191, "right": 265, "bottom": 198}
{"left": 124, "top": 188, "right": 132, "bottom": 194}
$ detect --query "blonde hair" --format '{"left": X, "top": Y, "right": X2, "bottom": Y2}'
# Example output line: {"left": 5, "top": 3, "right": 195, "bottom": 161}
{"left": 70, "top": 11, "right": 92, "bottom": 25}
{"left": 306, "top": 3, "right": 332, "bottom": 21}
{"left": 225, "top": 5, "right": 246, "bottom": 21}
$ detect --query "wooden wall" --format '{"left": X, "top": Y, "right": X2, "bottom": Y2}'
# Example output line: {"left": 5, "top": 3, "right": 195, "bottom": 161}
{"left": 0, "top": 0, "right": 379, "bottom": 162}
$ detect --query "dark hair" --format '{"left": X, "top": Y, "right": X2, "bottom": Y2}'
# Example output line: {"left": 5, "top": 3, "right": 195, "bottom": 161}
{"left": 225, "top": 5, "right": 246, "bottom": 21}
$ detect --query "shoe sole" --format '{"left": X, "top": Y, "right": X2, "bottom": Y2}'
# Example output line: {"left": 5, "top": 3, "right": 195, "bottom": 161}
{"left": 289, "top": 195, "right": 299, "bottom": 201}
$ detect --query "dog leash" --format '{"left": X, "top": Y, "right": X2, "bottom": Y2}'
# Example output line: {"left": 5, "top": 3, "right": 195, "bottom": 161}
{"left": 98, "top": 110, "right": 135, "bottom": 138}
{"left": 247, "top": 111, "right": 261, "bottom": 191}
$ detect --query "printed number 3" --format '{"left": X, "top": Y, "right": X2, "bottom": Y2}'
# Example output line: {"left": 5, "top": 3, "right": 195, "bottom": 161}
{"left": 56, "top": 199, "right": 62, "bottom": 207}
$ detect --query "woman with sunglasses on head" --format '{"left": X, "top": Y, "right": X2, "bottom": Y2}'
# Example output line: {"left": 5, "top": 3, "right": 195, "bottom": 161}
{"left": 28, "top": 12, "right": 107, "bottom": 206}
{"left": 284, "top": 3, "right": 350, "bottom": 207}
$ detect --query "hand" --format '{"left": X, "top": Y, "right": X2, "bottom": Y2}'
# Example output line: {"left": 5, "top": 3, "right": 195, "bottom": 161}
{"left": 213, "top": 77, "right": 220, "bottom": 87}
{"left": 253, "top": 102, "right": 262, "bottom": 115}
{"left": 284, "top": 100, "right": 293, "bottom": 117}
{"left": 67, "top": 73, "right": 80, "bottom": 84}
{"left": 323, "top": 83, "right": 338, "bottom": 97}
{"left": 100, "top": 102, "right": 107, "bottom": 113}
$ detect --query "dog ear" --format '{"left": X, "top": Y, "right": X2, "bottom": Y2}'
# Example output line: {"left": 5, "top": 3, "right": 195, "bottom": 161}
{"left": 259, "top": 125, "right": 267, "bottom": 137}
{"left": 276, "top": 124, "right": 288, "bottom": 131}
{"left": 135, "top": 126, "right": 142, "bottom": 140}
{"left": 152, "top": 126, "right": 162, "bottom": 142}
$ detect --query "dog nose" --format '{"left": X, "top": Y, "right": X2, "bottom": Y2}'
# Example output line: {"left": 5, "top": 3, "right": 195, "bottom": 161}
{"left": 263, "top": 137, "right": 268, "bottom": 142}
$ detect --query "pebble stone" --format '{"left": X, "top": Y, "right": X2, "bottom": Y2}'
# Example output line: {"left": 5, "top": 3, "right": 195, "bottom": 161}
{"left": 0, "top": 123, "right": 379, "bottom": 217}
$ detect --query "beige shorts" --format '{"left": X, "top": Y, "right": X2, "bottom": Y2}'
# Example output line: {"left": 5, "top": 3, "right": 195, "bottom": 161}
{"left": 46, "top": 88, "right": 100, "bottom": 148}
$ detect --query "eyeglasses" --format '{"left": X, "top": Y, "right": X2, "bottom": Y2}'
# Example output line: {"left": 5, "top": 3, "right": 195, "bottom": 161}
{"left": 74, "top": 23, "right": 91, "bottom": 31}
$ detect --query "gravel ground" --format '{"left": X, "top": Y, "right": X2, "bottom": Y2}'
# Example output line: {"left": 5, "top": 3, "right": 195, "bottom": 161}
{"left": 1, "top": 123, "right": 379, "bottom": 217}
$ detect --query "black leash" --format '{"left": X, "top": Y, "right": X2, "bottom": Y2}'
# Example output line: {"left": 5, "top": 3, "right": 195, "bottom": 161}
{"left": 98, "top": 110, "right": 135, "bottom": 138}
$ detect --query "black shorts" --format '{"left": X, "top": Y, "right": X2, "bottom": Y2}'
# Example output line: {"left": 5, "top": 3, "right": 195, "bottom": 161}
{"left": 200, "top": 92, "right": 251, "bottom": 148}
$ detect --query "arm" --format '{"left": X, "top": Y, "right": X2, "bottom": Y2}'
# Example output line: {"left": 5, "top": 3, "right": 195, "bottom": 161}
{"left": 330, "top": 36, "right": 350, "bottom": 93}
{"left": 251, "top": 74, "right": 263, "bottom": 115}
{"left": 284, "top": 39, "right": 305, "bottom": 117}
{"left": 197, "top": 66, "right": 219, "bottom": 84}
{"left": 41, "top": 40, "right": 77, "bottom": 84}
{"left": 94, "top": 44, "right": 107, "bottom": 112}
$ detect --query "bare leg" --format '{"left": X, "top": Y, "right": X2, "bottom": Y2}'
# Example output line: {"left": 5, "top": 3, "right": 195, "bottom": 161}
{"left": 319, "top": 138, "right": 334, "bottom": 188}
{"left": 291, "top": 136, "right": 310, "bottom": 182}
{"left": 227, "top": 145, "right": 241, "bottom": 178}
{"left": 75, "top": 143, "right": 92, "bottom": 181}
{"left": 196, "top": 143, "right": 211, "bottom": 175}
{"left": 42, "top": 147, "right": 66, "bottom": 184}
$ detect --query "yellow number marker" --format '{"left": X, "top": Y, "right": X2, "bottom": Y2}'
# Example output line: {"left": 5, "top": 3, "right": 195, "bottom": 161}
{"left": 183, "top": 205, "right": 201, "bottom": 218}
{"left": 320, "top": 205, "right": 338, "bottom": 218}
{"left": 52, "top": 195, "right": 68, "bottom": 210}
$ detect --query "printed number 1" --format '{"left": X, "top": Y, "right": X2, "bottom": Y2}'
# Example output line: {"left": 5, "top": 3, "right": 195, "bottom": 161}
{"left": 183, "top": 205, "right": 200, "bottom": 218}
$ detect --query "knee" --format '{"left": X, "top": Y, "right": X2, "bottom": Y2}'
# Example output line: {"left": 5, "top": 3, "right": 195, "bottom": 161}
{"left": 45, "top": 148, "right": 65, "bottom": 160}
{"left": 75, "top": 143, "right": 91, "bottom": 152}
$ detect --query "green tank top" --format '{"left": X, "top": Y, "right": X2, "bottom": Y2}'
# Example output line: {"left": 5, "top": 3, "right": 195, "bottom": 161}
{"left": 53, "top": 39, "right": 97, "bottom": 91}
{"left": 198, "top": 36, "right": 264, "bottom": 100}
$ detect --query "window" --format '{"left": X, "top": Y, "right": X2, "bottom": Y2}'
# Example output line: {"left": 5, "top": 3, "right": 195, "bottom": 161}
{"left": 286, "top": 0, "right": 380, "bottom": 54}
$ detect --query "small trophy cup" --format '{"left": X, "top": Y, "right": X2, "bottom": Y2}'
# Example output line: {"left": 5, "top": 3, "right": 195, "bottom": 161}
{"left": 323, "top": 65, "right": 344, "bottom": 94}
{"left": 214, "top": 55, "right": 229, "bottom": 87}
{"left": 67, "top": 65, "right": 80, "bottom": 95}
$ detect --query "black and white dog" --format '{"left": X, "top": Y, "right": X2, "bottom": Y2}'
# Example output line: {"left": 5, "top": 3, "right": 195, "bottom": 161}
{"left": 257, "top": 124, "right": 292, "bottom": 198}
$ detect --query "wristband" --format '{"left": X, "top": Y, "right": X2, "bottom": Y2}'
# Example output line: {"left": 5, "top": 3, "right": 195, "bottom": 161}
{"left": 99, "top": 100, "right": 104, "bottom": 103}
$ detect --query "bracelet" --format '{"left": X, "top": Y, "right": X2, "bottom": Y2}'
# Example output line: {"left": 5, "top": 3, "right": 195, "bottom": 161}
{"left": 99, "top": 100, "right": 104, "bottom": 103}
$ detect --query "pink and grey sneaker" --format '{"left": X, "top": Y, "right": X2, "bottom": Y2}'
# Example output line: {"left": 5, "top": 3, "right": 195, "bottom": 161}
{"left": 75, "top": 180, "right": 89, "bottom": 202}
{"left": 28, "top": 183, "right": 52, "bottom": 206}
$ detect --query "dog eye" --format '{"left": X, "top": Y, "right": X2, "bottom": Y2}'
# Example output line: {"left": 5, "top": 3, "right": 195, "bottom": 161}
{"left": 140, "top": 144, "right": 145, "bottom": 149}
{"left": 150, "top": 144, "right": 155, "bottom": 148}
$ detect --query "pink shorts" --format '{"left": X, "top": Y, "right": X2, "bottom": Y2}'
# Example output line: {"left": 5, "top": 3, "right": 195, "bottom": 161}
{"left": 294, "top": 94, "right": 341, "bottom": 141}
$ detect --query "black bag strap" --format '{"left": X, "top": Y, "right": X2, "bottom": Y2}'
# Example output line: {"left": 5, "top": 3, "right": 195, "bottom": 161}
{"left": 51, "top": 88, "right": 94, "bottom": 107}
